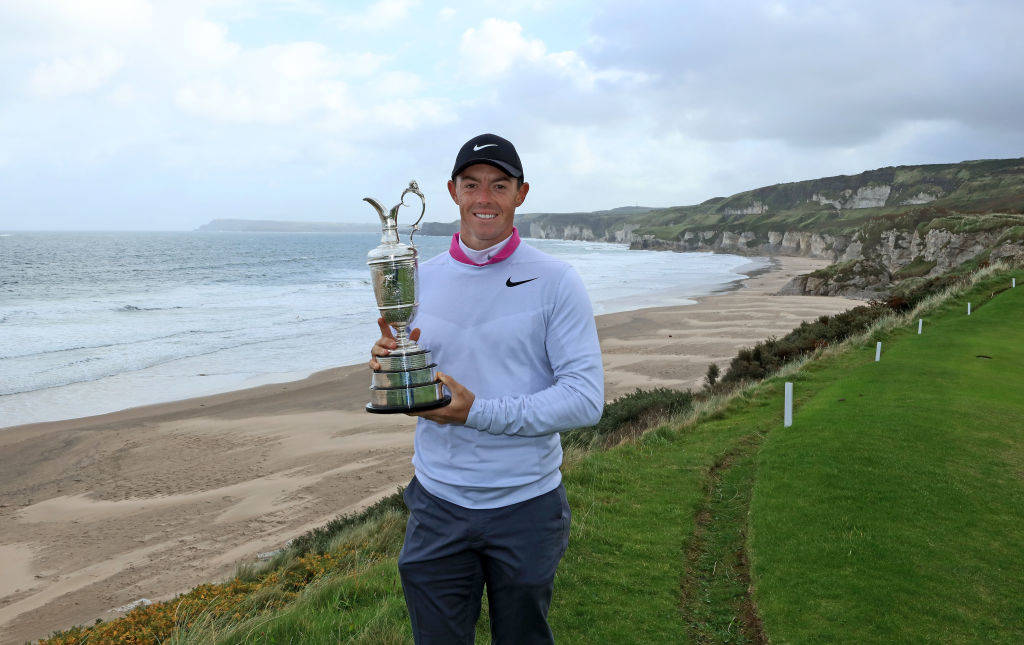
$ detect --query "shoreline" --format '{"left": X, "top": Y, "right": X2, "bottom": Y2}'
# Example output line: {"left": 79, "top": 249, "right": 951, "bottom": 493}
{"left": 0, "top": 255, "right": 860, "bottom": 644}
{"left": 0, "top": 245, "right": 763, "bottom": 431}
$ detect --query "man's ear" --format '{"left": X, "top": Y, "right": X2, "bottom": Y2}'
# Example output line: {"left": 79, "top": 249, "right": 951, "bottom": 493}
{"left": 447, "top": 179, "right": 458, "bottom": 204}
{"left": 515, "top": 181, "right": 530, "bottom": 207}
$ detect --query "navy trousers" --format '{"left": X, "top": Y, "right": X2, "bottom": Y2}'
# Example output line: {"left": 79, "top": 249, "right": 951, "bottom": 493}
{"left": 398, "top": 477, "right": 571, "bottom": 644}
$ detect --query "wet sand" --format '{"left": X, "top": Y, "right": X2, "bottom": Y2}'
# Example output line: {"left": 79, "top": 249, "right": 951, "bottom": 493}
{"left": 0, "top": 255, "right": 859, "bottom": 643}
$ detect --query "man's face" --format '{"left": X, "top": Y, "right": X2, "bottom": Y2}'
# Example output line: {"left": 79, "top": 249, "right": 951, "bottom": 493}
{"left": 447, "top": 163, "right": 530, "bottom": 250}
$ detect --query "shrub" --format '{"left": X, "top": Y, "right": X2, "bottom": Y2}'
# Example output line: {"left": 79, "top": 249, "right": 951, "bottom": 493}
{"left": 720, "top": 259, "right": 1006, "bottom": 387}
{"left": 565, "top": 388, "right": 694, "bottom": 449}
{"left": 722, "top": 304, "right": 889, "bottom": 385}
{"left": 704, "top": 364, "right": 720, "bottom": 390}
{"left": 289, "top": 491, "right": 408, "bottom": 557}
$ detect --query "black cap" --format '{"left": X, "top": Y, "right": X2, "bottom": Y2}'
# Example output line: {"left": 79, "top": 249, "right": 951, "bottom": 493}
{"left": 451, "top": 133, "right": 524, "bottom": 181}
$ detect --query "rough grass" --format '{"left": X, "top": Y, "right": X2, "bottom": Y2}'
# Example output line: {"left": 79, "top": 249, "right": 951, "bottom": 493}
{"left": 750, "top": 268, "right": 1024, "bottom": 643}
{"left": 562, "top": 387, "right": 694, "bottom": 449}
{"left": 893, "top": 255, "right": 937, "bottom": 278}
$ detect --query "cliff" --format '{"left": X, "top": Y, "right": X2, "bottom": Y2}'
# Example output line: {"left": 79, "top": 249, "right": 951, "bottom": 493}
{"left": 632, "top": 217, "right": 1024, "bottom": 299}
{"left": 417, "top": 158, "right": 1024, "bottom": 299}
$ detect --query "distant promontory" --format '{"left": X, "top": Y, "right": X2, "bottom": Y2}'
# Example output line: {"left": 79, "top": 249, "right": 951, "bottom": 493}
{"left": 196, "top": 219, "right": 381, "bottom": 233}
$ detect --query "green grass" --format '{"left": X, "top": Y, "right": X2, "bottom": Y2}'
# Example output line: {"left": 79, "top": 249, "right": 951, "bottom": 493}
{"left": 550, "top": 421, "right": 751, "bottom": 642}
{"left": 893, "top": 255, "right": 937, "bottom": 279}
{"left": 518, "top": 274, "right": 1024, "bottom": 643}
{"left": 750, "top": 271, "right": 1024, "bottom": 643}
{"left": 997, "top": 225, "right": 1024, "bottom": 244}
{"left": 680, "top": 434, "right": 764, "bottom": 644}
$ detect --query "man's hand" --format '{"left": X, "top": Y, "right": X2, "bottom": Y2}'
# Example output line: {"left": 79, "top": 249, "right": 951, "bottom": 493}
{"left": 410, "top": 371, "right": 475, "bottom": 425}
{"left": 369, "top": 318, "right": 420, "bottom": 370}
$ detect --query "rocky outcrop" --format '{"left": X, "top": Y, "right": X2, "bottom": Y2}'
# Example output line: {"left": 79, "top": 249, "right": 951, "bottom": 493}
{"left": 517, "top": 217, "right": 1023, "bottom": 301}
{"left": 722, "top": 201, "right": 768, "bottom": 215}
{"left": 526, "top": 222, "right": 625, "bottom": 241}
{"left": 778, "top": 228, "right": 1024, "bottom": 297}
{"left": 624, "top": 222, "right": 1022, "bottom": 299}
{"left": 810, "top": 185, "right": 891, "bottom": 210}
{"left": 630, "top": 229, "right": 854, "bottom": 262}
{"left": 777, "top": 259, "right": 892, "bottom": 300}
{"left": 899, "top": 191, "right": 938, "bottom": 205}
{"left": 872, "top": 228, "right": 1022, "bottom": 274}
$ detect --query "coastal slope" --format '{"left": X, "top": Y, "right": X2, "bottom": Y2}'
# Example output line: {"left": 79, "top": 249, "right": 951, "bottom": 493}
{"left": 0, "top": 257, "right": 857, "bottom": 644}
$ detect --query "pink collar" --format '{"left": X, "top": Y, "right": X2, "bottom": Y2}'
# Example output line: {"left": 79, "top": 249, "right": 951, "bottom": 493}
{"left": 449, "top": 228, "right": 521, "bottom": 266}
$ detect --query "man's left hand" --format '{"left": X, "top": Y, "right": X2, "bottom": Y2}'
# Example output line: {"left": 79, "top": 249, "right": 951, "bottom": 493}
{"left": 410, "top": 371, "right": 475, "bottom": 425}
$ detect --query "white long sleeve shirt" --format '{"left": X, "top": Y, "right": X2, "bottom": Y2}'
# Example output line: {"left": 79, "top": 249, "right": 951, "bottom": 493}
{"left": 410, "top": 231, "right": 604, "bottom": 509}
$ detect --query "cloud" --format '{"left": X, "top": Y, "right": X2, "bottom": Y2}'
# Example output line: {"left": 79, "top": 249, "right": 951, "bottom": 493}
{"left": 336, "top": 0, "right": 418, "bottom": 31}
{"left": 3, "top": 0, "right": 1024, "bottom": 230}
{"left": 458, "top": 18, "right": 647, "bottom": 91}
{"left": 172, "top": 39, "right": 450, "bottom": 130}
{"left": 584, "top": 0, "right": 1024, "bottom": 147}
{"left": 9, "top": 0, "right": 154, "bottom": 36}
{"left": 459, "top": 19, "right": 546, "bottom": 75}
{"left": 182, "top": 19, "right": 240, "bottom": 64}
{"left": 29, "top": 47, "right": 124, "bottom": 97}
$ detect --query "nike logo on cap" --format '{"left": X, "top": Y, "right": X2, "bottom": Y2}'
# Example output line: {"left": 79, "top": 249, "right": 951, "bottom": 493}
{"left": 473, "top": 143, "right": 498, "bottom": 151}
{"left": 506, "top": 277, "right": 538, "bottom": 287}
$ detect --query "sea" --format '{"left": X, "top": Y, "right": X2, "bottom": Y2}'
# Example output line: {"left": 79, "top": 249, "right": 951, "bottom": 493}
{"left": 0, "top": 232, "right": 767, "bottom": 428}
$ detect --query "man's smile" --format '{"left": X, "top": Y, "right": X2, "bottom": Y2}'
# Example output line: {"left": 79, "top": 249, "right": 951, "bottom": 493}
{"left": 473, "top": 212, "right": 498, "bottom": 220}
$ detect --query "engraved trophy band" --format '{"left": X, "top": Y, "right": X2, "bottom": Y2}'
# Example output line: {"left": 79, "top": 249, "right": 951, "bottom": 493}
{"left": 364, "top": 180, "right": 451, "bottom": 413}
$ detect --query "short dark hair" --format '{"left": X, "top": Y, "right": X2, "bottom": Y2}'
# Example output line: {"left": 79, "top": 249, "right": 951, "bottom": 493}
{"left": 454, "top": 170, "right": 524, "bottom": 188}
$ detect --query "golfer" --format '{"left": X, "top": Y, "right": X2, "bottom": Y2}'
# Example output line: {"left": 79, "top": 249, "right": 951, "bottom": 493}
{"left": 370, "top": 133, "right": 604, "bottom": 643}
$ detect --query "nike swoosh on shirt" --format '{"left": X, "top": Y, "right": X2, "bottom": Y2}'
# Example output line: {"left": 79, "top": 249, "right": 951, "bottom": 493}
{"left": 506, "top": 277, "right": 539, "bottom": 287}
{"left": 473, "top": 143, "right": 498, "bottom": 151}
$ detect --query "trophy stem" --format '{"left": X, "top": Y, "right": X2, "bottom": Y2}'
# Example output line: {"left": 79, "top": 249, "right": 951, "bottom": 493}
{"left": 392, "top": 325, "right": 415, "bottom": 352}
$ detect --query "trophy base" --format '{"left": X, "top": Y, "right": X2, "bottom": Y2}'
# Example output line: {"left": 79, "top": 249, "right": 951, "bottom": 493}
{"left": 367, "top": 347, "right": 450, "bottom": 414}
{"left": 365, "top": 395, "right": 452, "bottom": 414}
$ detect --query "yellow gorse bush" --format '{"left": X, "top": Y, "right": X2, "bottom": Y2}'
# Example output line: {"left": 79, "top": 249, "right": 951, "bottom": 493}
{"left": 42, "top": 545, "right": 380, "bottom": 644}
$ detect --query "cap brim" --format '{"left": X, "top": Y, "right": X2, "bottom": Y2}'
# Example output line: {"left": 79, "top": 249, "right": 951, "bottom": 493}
{"left": 452, "top": 158, "right": 523, "bottom": 180}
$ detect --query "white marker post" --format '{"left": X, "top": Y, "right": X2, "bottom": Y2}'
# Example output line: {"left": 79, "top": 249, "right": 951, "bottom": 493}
{"left": 1013, "top": 278, "right": 1016, "bottom": 288}
{"left": 784, "top": 382, "right": 793, "bottom": 428}
{"left": 875, "top": 341, "right": 882, "bottom": 362}
{"left": 967, "top": 302, "right": 972, "bottom": 316}
{"left": 918, "top": 319, "right": 923, "bottom": 334}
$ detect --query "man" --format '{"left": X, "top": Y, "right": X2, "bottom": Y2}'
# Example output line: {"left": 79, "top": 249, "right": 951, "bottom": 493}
{"left": 370, "top": 133, "right": 604, "bottom": 644}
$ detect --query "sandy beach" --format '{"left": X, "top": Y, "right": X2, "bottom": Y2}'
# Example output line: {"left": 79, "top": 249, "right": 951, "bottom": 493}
{"left": 0, "top": 256, "right": 859, "bottom": 644}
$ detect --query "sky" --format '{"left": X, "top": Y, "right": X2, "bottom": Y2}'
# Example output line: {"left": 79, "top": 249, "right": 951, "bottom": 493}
{"left": 1, "top": 0, "right": 1023, "bottom": 231}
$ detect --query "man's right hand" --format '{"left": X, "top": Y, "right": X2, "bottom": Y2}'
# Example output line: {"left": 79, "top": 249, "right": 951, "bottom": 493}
{"left": 369, "top": 317, "right": 421, "bottom": 371}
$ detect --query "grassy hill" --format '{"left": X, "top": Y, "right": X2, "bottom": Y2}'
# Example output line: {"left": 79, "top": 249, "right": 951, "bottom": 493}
{"left": 419, "top": 206, "right": 658, "bottom": 238}
{"left": 43, "top": 264, "right": 1023, "bottom": 644}
{"left": 421, "top": 158, "right": 1024, "bottom": 242}
{"left": 423, "top": 159, "right": 1024, "bottom": 298}
{"left": 626, "top": 157, "right": 1024, "bottom": 240}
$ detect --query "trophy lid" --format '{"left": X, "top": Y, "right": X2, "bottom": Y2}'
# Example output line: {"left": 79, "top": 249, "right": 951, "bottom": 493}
{"left": 363, "top": 181, "right": 425, "bottom": 253}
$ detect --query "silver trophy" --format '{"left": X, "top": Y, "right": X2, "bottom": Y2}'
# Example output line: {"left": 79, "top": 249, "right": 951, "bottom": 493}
{"left": 364, "top": 181, "right": 451, "bottom": 413}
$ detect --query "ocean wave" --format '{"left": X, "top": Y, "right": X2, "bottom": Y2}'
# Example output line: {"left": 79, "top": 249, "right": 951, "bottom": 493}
{"left": 116, "top": 304, "right": 185, "bottom": 312}
{"left": 332, "top": 279, "right": 372, "bottom": 289}
{"left": 0, "top": 327, "right": 232, "bottom": 361}
{"left": 1, "top": 327, "right": 336, "bottom": 397}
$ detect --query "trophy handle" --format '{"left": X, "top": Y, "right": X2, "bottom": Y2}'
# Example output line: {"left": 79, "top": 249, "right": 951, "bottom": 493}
{"left": 399, "top": 180, "right": 426, "bottom": 245}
